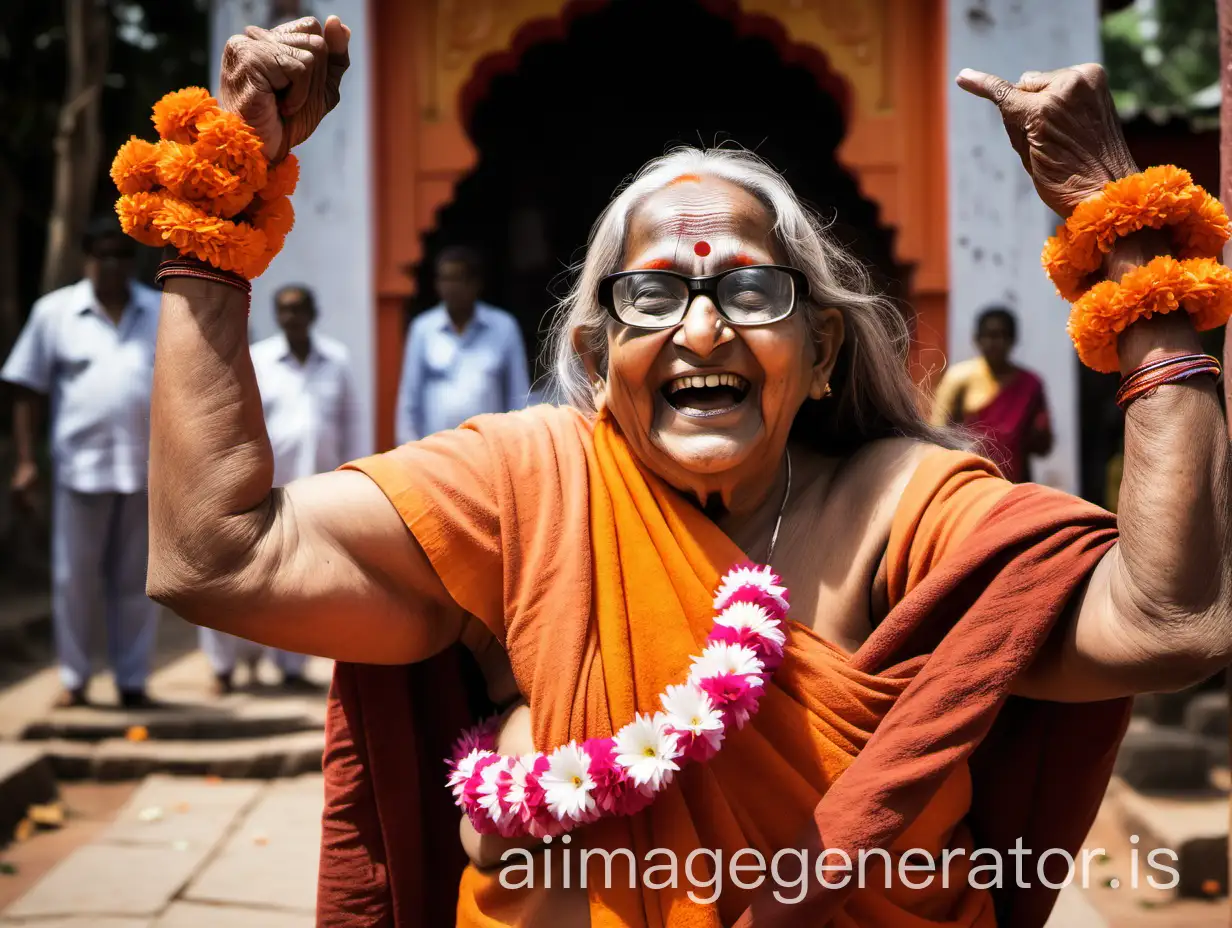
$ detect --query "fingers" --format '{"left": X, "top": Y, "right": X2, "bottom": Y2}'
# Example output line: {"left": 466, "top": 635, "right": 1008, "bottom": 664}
{"left": 323, "top": 16, "right": 351, "bottom": 113}
{"left": 1016, "top": 70, "right": 1052, "bottom": 92}
{"left": 276, "top": 32, "right": 329, "bottom": 115}
{"left": 955, "top": 68, "right": 1028, "bottom": 111}
{"left": 272, "top": 16, "right": 324, "bottom": 36}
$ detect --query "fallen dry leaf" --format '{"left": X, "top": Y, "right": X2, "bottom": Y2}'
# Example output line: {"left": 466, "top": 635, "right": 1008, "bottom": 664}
{"left": 27, "top": 802, "right": 65, "bottom": 828}
{"left": 125, "top": 725, "right": 149, "bottom": 742}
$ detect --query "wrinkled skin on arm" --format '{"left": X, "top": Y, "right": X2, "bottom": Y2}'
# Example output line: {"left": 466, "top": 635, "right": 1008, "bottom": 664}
{"left": 147, "top": 18, "right": 465, "bottom": 665}
{"left": 959, "top": 64, "right": 1232, "bottom": 699}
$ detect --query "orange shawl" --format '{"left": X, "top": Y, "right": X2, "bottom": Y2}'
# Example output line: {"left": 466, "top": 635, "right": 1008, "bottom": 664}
{"left": 317, "top": 406, "right": 1126, "bottom": 927}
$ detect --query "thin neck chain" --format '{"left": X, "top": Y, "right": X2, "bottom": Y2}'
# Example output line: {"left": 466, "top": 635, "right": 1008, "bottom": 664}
{"left": 765, "top": 449, "right": 792, "bottom": 564}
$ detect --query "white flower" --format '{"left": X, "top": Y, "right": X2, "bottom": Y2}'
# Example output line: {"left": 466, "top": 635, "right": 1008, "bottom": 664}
{"left": 660, "top": 683, "right": 724, "bottom": 739}
{"left": 713, "top": 565, "right": 788, "bottom": 612}
{"left": 448, "top": 748, "right": 493, "bottom": 799}
{"left": 475, "top": 756, "right": 511, "bottom": 824}
{"left": 504, "top": 754, "right": 536, "bottom": 817}
{"left": 540, "top": 743, "right": 597, "bottom": 821}
{"left": 613, "top": 712, "right": 681, "bottom": 791}
{"left": 687, "top": 641, "right": 764, "bottom": 686}
{"left": 714, "top": 601, "right": 787, "bottom": 650}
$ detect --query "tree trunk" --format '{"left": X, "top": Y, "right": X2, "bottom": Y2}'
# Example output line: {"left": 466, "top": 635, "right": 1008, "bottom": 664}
{"left": 42, "top": 0, "right": 110, "bottom": 294}
{"left": 1220, "top": 0, "right": 1232, "bottom": 908}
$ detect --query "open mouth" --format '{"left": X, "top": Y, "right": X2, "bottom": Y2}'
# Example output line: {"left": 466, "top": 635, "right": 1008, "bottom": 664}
{"left": 662, "top": 372, "right": 752, "bottom": 417}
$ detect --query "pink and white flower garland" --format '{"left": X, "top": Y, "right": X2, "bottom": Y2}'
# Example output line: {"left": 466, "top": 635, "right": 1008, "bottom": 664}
{"left": 445, "top": 564, "right": 789, "bottom": 838}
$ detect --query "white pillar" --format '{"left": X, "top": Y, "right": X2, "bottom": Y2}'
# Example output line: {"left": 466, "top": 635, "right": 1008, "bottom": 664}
{"left": 946, "top": 0, "right": 1101, "bottom": 493}
{"left": 210, "top": 0, "right": 375, "bottom": 457}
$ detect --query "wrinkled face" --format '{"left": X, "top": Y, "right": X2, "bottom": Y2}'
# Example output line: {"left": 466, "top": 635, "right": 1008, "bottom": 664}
{"left": 586, "top": 176, "right": 842, "bottom": 506}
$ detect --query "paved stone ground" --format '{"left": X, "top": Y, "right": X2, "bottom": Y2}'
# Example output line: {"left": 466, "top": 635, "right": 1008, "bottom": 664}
{"left": 0, "top": 775, "right": 321, "bottom": 927}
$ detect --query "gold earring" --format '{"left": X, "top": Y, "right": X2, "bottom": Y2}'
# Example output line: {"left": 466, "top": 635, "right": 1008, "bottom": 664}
{"left": 824, "top": 383, "right": 832, "bottom": 398}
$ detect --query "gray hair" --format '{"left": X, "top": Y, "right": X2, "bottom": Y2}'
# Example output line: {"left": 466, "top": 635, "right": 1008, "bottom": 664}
{"left": 544, "top": 147, "right": 965, "bottom": 454}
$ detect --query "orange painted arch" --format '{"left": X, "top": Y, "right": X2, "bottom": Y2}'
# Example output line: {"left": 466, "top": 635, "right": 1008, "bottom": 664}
{"left": 370, "top": 0, "right": 948, "bottom": 451}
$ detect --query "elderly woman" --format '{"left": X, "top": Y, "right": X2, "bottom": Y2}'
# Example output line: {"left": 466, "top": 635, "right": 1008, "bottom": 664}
{"left": 141, "top": 15, "right": 1231, "bottom": 928}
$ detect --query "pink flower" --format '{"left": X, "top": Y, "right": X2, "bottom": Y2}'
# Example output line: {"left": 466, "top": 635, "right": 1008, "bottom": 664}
{"left": 450, "top": 717, "right": 501, "bottom": 763}
{"left": 447, "top": 747, "right": 493, "bottom": 800}
{"left": 709, "top": 623, "right": 785, "bottom": 671}
{"left": 698, "top": 673, "right": 764, "bottom": 729}
{"left": 476, "top": 755, "right": 515, "bottom": 830}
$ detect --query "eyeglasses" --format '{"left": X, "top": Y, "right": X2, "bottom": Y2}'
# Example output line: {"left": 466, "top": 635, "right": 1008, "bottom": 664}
{"left": 597, "top": 264, "right": 809, "bottom": 330}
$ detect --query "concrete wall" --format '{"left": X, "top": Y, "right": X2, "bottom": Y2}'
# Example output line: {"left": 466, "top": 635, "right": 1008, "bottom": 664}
{"left": 946, "top": 0, "right": 1102, "bottom": 493}
{"left": 210, "top": 0, "right": 375, "bottom": 457}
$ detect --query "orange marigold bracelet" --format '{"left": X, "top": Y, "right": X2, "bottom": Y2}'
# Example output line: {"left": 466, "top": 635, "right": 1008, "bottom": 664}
{"left": 1066, "top": 254, "right": 1232, "bottom": 373}
{"left": 1042, "top": 165, "right": 1230, "bottom": 301}
{"left": 111, "top": 87, "right": 298, "bottom": 280}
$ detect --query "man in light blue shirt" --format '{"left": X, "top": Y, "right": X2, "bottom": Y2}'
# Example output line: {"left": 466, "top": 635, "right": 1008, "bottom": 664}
{"left": 2, "top": 217, "right": 161, "bottom": 709}
{"left": 395, "top": 246, "right": 530, "bottom": 445}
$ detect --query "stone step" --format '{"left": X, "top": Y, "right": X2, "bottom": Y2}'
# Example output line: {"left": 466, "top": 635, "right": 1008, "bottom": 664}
{"left": 1105, "top": 777, "right": 1228, "bottom": 899}
{"left": 22, "top": 696, "right": 324, "bottom": 743}
{"left": 42, "top": 730, "right": 324, "bottom": 782}
{"left": 1114, "top": 720, "right": 1218, "bottom": 793}
{"left": 0, "top": 743, "right": 58, "bottom": 842}
{"left": 1184, "top": 691, "right": 1229, "bottom": 740}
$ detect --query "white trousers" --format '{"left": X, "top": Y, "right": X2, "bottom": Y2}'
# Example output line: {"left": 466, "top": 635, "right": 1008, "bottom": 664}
{"left": 197, "top": 627, "right": 308, "bottom": 677}
{"left": 52, "top": 486, "right": 160, "bottom": 691}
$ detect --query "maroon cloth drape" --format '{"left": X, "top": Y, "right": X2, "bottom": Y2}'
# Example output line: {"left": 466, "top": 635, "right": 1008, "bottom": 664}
{"left": 317, "top": 484, "right": 1128, "bottom": 927}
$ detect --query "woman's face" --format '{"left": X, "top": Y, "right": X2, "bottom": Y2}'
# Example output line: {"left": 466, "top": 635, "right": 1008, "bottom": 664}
{"left": 586, "top": 176, "right": 842, "bottom": 509}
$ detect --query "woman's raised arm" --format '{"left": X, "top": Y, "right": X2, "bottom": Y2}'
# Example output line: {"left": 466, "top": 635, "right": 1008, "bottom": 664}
{"left": 960, "top": 65, "right": 1232, "bottom": 699}
{"left": 146, "top": 18, "right": 465, "bottom": 663}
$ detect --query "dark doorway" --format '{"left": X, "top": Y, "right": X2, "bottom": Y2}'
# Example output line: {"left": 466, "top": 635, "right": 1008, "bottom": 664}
{"left": 411, "top": 0, "right": 908, "bottom": 386}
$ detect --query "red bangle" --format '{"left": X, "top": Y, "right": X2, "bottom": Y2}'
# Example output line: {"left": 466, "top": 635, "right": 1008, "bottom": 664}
{"left": 1115, "top": 353, "right": 1221, "bottom": 409}
{"left": 156, "top": 256, "right": 252, "bottom": 298}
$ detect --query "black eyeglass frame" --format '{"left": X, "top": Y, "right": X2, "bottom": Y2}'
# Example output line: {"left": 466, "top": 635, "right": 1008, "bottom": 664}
{"left": 596, "top": 264, "right": 811, "bottom": 330}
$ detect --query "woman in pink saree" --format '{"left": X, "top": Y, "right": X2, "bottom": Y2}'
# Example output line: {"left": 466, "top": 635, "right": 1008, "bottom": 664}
{"left": 931, "top": 307, "right": 1053, "bottom": 483}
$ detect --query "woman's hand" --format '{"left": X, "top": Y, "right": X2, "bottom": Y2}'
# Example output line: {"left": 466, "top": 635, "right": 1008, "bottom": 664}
{"left": 956, "top": 64, "right": 1137, "bottom": 217}
{"left": 218, "top": 14, "right": 350, "bottom": 160}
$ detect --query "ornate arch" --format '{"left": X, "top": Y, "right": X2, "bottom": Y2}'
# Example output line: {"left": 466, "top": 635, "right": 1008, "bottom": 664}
{"left": 371, "top": 0, "right": 947, "bottom": 448}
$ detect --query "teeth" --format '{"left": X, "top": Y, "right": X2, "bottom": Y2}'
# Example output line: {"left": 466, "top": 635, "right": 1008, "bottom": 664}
{"left": 666, "top": 373, "right": 750, "bottom": 394}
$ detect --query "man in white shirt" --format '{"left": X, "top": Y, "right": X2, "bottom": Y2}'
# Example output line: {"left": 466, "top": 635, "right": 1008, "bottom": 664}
{"left": 198, "top": 285, "right": 363, "bottom": 693}
{"left": 2, "top": 217, "right": 161, "bottom": 708}
{"left": 395, "top": 246, "right": 531, "bottom": 444}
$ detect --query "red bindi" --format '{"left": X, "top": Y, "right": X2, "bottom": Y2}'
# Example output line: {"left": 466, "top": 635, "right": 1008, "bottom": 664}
{"left": 693, "top": 241, "right": 711, "bottom": 257}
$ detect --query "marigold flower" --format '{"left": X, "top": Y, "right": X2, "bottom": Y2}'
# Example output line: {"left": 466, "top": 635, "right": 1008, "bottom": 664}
{"left": 194, "top": 110, "right": 267, "bottom": 190}
{"left": 1044, "top": 166, "right": 1229, "bottom": 302}
{"left": 152, "top": 87, "right": 218, "bottom": 144}
{"left": 259, "top": 154, "right": 300, "bottom": 201}
{"left": 1068, "top": 255, "right": 1232, "bottom": 372}
{"left": 251, "top": 195, "right": 294, "bottom": 254}
{"left": 111, "top": 137, "right": 161, "bottom": 195}
{"left": 115, "top": 192, "right": 167, "bottom": 249}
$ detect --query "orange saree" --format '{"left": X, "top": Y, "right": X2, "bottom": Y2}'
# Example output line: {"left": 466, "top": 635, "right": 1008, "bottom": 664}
{"left": 317, "top": 406, "right": 1127, "bottom": 927}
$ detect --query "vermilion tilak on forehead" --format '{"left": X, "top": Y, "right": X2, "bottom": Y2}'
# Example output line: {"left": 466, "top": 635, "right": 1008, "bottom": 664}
{"left": 693, "top": 241, "right": 711, "bottom": 257}
{"left": 667, "top": 173, "right": 702, "bottom": 186}
{"left": 637, "top": 258, "right": 675, "bottom": 270}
